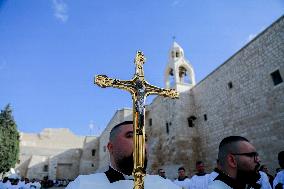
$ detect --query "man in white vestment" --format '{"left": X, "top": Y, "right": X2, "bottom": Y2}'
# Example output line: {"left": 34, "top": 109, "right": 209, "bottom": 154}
{"left": 17, "top": 177, "right": 26, "bottom": 189}
{"left": 158, "top": 168, "right": 167, "bottom": 179}
{"left": 273, "top": 151, "right": 284, "bottom": 189}
{"left": 209, "top": 160, "right": 222, "bottom": 183}
{"left": 173, "top": 167, "right": 191, "bottom": 189}
{"left": 208, "top": 136, "right": 261, "bottom": 189}
{"left": 3, "top": 177, "right": 12, "bottom": 189}
{"left": 0, "top": 178, "right": 7, "bottom": 189}
{"left": 190, "top": 161, "right": 211, "bottom": 189}
{"left": 66, "top": 121, "right": 180, "bottom": 189}
{"left": 257, "top": 171, "right": 272, "bottom": 189}
{"left": 29, "top": 179, "right": 39, "bottom": 189}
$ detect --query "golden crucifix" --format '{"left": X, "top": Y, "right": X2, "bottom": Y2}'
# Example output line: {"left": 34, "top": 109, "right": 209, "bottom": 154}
{"left": 95, "top": 51, "right": 179, "bottom": 189}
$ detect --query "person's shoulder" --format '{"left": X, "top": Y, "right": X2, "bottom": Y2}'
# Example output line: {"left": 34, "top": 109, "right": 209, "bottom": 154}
{"left": 209, "top": 171, "right": 219, "bottom": 179}
{"left": 145, "top": 175, "right": 181, "bottom": 189}
{"left": 260, "top": 171, "right": 269, "bottom": 179}
{"left": 191, "top": 174, "right": 207, "bottom": 179}
{"left": 66, "top": 173, "right": 108, "bottom": 189}
{"left": 77, "top": 173, "right": 107, "bottom": 180}
{"left": 275, "top": 170, "right": 284, "bottom": 179}
{"left": 208, "top": 180, "right": 232, "bottom": 189}
{"left": 35, "top": 182, "right": 41, "bottom": 187}
{"left": 173, "top": 177, "right": 190, "bottom": 182}
{"left": 191, "top": 175, "right": 197, "bottom": 179}
{"left": 173, "top": 178, "right": 179, "bottom": 183}
{"left": 184, "top": 177, "right": 191, "bottom": 182}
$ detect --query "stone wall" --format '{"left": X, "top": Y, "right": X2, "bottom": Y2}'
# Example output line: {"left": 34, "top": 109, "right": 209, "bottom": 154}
{"left": 20, "top": 128, "right": 85, "bottom": 149}
{"left": 16, "top": 128, "right": 99, "bottom": 180}
{"left": 79, "top": 136, "right": 99, "bottom": 175}
{"left": 143, "top": 15, "right": 284, "bottom": 178}
{"left": 191, "top": 15, "right": 284, "bottom": 173}
{"left": 145, "top": 92, "right": 199, "bottom": 178}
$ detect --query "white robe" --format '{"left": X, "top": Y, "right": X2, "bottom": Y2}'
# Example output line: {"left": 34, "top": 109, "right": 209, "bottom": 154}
{"left": 208, "top": 180, "right": 232, "bottom": 189}
{"left": 257, "top": 171, "right": 272, "bottom": 189}
{"left": 0, "top": 182, "right": 5, "bottom": 189}
{"left": 66, "top": 173, "right": 180, "bottom": 189}
{"left": 208, "top": 171, "right": 219, "bottom": 183}
{"left": 190, "top": 174, "right": 211, "bottom": 189}
{"left": 173, "top": 178, "right": 191, "bottom": 189}
{"left": 2, "top": 181, "right": 11, "bottom": 189}
{"left": 17, "top": 181, "right": 26, "bottom": 188}
{"left": 273, "top": 170, "right": 284, "bottom": 189}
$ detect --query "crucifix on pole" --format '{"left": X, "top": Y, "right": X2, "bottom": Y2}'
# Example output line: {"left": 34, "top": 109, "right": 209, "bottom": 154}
{"left": 95, "top": 51, "right": 179, "bottom": 189}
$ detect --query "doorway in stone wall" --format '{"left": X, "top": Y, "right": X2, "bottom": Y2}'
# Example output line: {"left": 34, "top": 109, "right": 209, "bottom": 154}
{"left": 56, "top": 163, "right": 72, "bottom": 179}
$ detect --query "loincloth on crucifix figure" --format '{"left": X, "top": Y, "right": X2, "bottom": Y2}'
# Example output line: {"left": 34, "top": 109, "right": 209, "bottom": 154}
{"left": 66, "top": 52, "right": 179, "bottom": 189}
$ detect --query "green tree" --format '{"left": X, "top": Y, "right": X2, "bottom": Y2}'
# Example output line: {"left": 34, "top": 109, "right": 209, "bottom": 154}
{"left": 0, "top": 104, "right": 20, "bottom": 174}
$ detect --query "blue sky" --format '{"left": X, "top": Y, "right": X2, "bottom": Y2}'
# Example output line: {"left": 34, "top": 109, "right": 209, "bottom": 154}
{"left": 0, "top": 0, "right": 283, "bottom": 136}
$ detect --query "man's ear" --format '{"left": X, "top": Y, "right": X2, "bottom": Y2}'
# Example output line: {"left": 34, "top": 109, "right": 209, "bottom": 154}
{"left": 227, "top": 154, "right": 237, "bottom": 168}
{"left": 107, "top": 142, "right": 113, "bottom": 153}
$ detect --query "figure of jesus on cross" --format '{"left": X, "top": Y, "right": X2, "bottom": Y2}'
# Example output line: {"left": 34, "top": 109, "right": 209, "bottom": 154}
{"left": 95, "top": 51, "right": 179, "bottom": 189}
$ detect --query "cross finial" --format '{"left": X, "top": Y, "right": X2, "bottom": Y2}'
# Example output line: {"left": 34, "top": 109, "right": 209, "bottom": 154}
{"left": 172, "top": 35, "right": 176, "bottom": 41}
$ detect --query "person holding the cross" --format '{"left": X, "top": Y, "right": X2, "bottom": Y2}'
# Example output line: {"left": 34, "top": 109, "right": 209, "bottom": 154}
{"left": 92, "top": 51, "right": 178, "bottom": 189}
{"left": 66, "top": 121, "right": 180, "bottom": 189}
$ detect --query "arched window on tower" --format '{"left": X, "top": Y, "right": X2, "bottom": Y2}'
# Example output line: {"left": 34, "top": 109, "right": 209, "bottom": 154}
{"left": 176, "top": 51, "right": 180, "bottom": 58}
{"left": 171, "top": 51, "right": 175, "bottom": 58}
{"left": 169, "top": 68, "right": 175, "bottom": 87}
{"left": 179, "top": 66, "right": 191, "bottom": 84}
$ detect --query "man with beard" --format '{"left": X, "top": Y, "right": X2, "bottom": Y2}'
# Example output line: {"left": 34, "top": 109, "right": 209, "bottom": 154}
{"left": 209, "top": 136, "right": 261, "bottom": 189}
{"left": 66, "top": 121, "right": 179, "bottom": 189}
{"left": 104, "top": 121, "right": 140, "bottom": 182}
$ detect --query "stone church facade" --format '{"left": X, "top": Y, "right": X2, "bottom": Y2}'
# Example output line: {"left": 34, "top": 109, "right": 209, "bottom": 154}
{"left": 16, "top": 15, "right": 284, "bottom": 180}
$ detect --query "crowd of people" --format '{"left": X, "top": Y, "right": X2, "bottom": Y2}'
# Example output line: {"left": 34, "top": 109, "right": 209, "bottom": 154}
{"left": 0, "top": 177, "right": 71, "bottom": 189}
{"left": 65, "top": 121, "right": 284, "bottom": 189}
{"left": 0, "top": 178, "right": 41, "bottom": 189}
{"left": 1, "top": 121, "right": 283, "bottom": 189}
{"left": 158, "top": 156, "right": 284, "bottom": 189}
{"left": 157, "top": 137, "right": 284, "bottom": 189}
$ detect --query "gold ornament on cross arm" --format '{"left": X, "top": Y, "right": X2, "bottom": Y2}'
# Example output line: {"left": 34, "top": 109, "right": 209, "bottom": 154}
{"left": 94, "top": 51, "right": 179, "bottom": 189}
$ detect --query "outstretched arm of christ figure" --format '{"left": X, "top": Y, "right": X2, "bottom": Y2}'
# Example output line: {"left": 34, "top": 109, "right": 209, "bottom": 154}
{"left": 95, "top": 75, "right": 135, "bottom": 93}
{"left": 144, "top": 81, "right": 179, "bottom": 99}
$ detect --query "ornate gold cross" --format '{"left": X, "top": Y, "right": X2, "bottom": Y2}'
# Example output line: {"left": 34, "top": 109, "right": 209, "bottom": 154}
{"left": 95, "top": 51, "right": 179, "bottom": 189}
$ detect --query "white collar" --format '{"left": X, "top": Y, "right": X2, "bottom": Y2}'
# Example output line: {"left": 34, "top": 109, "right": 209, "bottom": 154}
{"left": 109, "top": 164, "right": 134, "bottom": 180}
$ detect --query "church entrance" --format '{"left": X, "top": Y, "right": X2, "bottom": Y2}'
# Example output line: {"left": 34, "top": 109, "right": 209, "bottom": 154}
{"left": 56, "top": 163, "right": 73, "bottom": 179}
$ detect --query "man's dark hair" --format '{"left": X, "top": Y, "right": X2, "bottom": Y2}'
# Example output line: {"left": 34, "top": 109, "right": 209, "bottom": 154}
{"left": 178, "top": 167, "right": 185, "bottom": 171}
{"left": 218, "top": 136, "right": 249, "bottom": 167}
{"left": 196, "top": 161, "right": 204, "bottom": 166}
{"left": 259, "top": 165, "right": 266, "bottom": 171}
{"left": 2, "top": 177, "right": 8, "bottom": 183}
{"left": 109, "top": 121, "right": 133, "bottom": 141}
{"left": 278, "top": 151, "right": 284, "bottom": 168}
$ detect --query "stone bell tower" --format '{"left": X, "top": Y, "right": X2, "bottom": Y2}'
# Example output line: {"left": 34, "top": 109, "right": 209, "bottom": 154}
{"left": 164, "top": 41, "right": 196, "bottom": 92}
